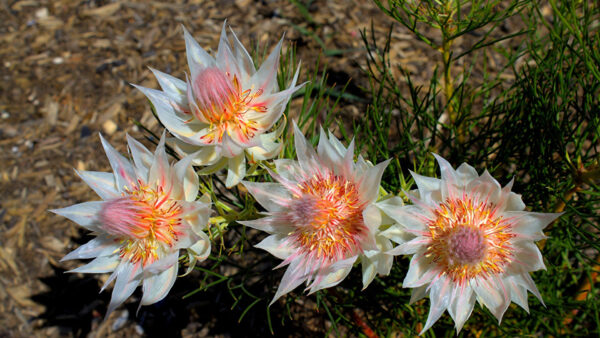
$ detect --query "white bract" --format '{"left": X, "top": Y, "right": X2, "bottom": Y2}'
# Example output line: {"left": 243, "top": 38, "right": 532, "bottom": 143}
{"left": 51, "top": 133, "right": 211, "bottom": 316}
{"left": 242, "top": 122, "right": 393, "bottom": 304}
{"left": 134, "top": 22, "right": 303, "bottom": 187}
{"left": 378, "top": 154, "right": 561, "bottom": 334}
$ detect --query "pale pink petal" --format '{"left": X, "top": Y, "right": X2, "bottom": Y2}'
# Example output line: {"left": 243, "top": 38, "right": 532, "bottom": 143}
{"left": 106, "top": 262, "right": 141, "bottom": 317}
{"left": 505, "top": 275, "right": 529, "bottom": 312}
{"left": 387, "top": 236, "right": 429, "bottom": 256}
{"left": 173, "top": 152, "right": 200, "bottom": 202}
{"left": 100, "top": 133, "right": 137, "bottom": 191}
{"left": 308, "top": 256, "right": 357, "bottom": 294}
{"left": 239, "top": 217, "right": 294, "bottom": 234}
{"left": 126, "top": 134, "right": 153, "bottom": 180}
{"left": 473, "top": 276, "right": 510, "bottom": 323}
{"left": 225, "top": 153, "right": 246, "bottom": 188}
{"left": 141, "top": 263, "right": 178, "bottom": 306}
{"left": 273, "top": 159, "right": 303, "bottom": 182}
{"left": 61, "top": 237, "right": 119, "bottom": 261}
{"left": 70, "top": 255, "right": 120, "bottom": 274}
{"left": 50, "top": 201, "right": 103, "bottom": 231}
{"left": 215, "top": 21, "right": 240, "bottom": 77}
{"left": 505, "top": 211, "right": 561, "bottom": 240}
{"left": 229, "top": 27, "right": 254, "bottom": 80}
{"left": 270, "top": 258, "right": 307, "bottom": 305}
{"left": 447, "top": 285, "right": 475, "bottom": 333}
{"left": 409, "top": 285, "right": 428, "bottom": 304}
{"left": 255, "top": 235, "right": 295, "bottom": 260}
{"left": 241, "top": 181, "right": 291, "bottom": 212}
{"left": 251, "top": 36, "right": 283, "bottom": 94}
{"left": 149, "top": 67, "right": 188, "bottom": 105}
{"left": 409, "top": 170, "right": 441, "bottom": 202}
{"left": 182, "top": 25, "right": 214, "bottom": 79}
{"left": 403, "top": 251, "right": 438, "bottom": 288}
{"left": 76, "top": 170, "right": 119, "bottom": 200}
{"left": 513, "top": 241, "right": 546, "bottom": 271}
{"left": 420, "top": 276, "right": 452, "bottom": 334}
{"left": 357, "top": 159, "right": 391, "bottom": 204}
{"left": 376, "top": 203, "right": 428, "bottom": 232}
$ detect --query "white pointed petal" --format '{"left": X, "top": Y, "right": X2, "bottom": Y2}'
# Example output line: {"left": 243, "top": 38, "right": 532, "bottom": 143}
{"left": 379, "top": 225, "right": 414, "bottom": 246}
{"left": 505, "top": 192, "right": 526, "bottom": 211}
{"left": 317, "top": 127, "right": 343, "bottom": 169}
{"left": 362, "top": 204, "right": 382, "bottom": 234}
{"left": 420, "top": 276, "right": 452, "bottom": 334}
{"left": 387, "top": 236, "right": 428, "bottom": 256}
{"left": 149, "top": 67, "right": 188, "bottom": 104}
{"left": 141, "top": 264, "right": 178, "bottom": 306}
{"left": 515, "top": 272, "right": 544, "bottom": 306}
{"left": 76, "top": 170, "right": 119, "bottom": 200}
{"left": 255, "top": 234, "right": 295, "bottom": 260}
{"left": 455, "top": 162, "right": 479, "bottom": 183}
{"left": 126, "top": 134, "right": 153, "bottom": 180}
{"left": 182, "top": 25, "right": 214, "bottom": 79}
{"left": 361, "top": 256, "right": 377, "bottom": 290}
{"left": 292, "top": 121, "right": 318, "bottom": 172}
{"left": 409, "top": 285, "right": 428, "bottom": 304}
{"left": 50, "top": 201, "right": 103, "bottom": 230}
{"left": 473, "top": 277, "right": 510, "bottom": 323}
{"left": 467, "top": 170, "right": 502, "bottom": 203}
{"left": 308, "top": 256, "right": 357, "bottom": 294}
{"left": 361, "top": 237, "right": 393, "bottom": 289}
{"left": 143, "top": 251, "right": 179, "bottom": 276}
{"left": 133, "top": 85, "right": 199, "bottom": 138}
{"left": 505, "top": 211, "right": 561, "bottom": 240}
{"left": 377, "top": 202, "right": 428, "bottom": 232}
{"left": 358, "top": 159, "right": 391, "bottom": 204}
{"left": 106, "top": 262, "right": 141, "bottom": 317}
{"left": 327, "top": 130, "right": 348, "bottom": 154}
{"left": 410, "top": 171, "right": 441, "bottom": 202}
{"left": 270, "top": 259, "right": 307, "bottom": 305}
{"left": 448, "top": 286, "right": 475, "bottom": 333}
{"left": 216, "top": 21, "right": 239, "bottom": 76}
{"left": 61, "top": 237, "right": 119, "bottom": 261}
{"left": 239, "top": 217, "right": 293, "bottom": 234}
{"left": 247, "top": 137, "right": 283, "bottom": 162}
{"left": 219, "top": 133, "right": 245, "bottom": 158}
{"left": 99, "top": 134, "right": 137, "bottom": 191}
{"left": 225, "top": 153, "right": 246, "bottom": 188}
{"left": 514, "top": 241, "right": 546, "bottom": 271}
{"left": 242, "top": 181, "right": 290, "bottom": 212}
{"left": 403, "top": 251, "right": 438, "bottom": 288}
{"left": 506, "top": 276, "right": 529, "bottom": 312}
{"left": 179, "top": 200, "right": 211, "bottom": 235}
{"left": 432, "top": 153, "right": 459, "bottom": 186}
{"left": 229, "top": 27, "right": 254, "bottom": 79}
{"left": 148, "top": 132, "right": 172, "bottom": 191}
{"left": 252, "top": 36, "right": 283, "bottom": 94}
{"left": 189, "top": 231, "right": 211, "bottom": 261}
{"left": 274, "top": 159, "right": 303, "bottom": 182}
{"left": 70, "top": 255, "right": 120, "bottom": 274}
{"left": 173, "top": 151, "right": 200, "bottom": 202}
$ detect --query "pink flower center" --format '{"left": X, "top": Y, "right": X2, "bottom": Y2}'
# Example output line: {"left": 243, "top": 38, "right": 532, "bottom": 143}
{"left": 99, "top": 184, "right": 183, "bottom": 266}
{"left": 426, "top": 197, "right": 514, "bottom": 284}
{"left": 446, "top": 226, "right": 486, "bottom": 265}
{"left": 288, "top": 172, "right": 367, "bottom": 263}
{"left": 191, "top": 67, "right": 266, "bottom": 144}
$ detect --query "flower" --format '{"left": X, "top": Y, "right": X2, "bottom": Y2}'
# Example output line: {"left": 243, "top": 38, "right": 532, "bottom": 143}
{"left": 134, "top": 22, "right": 303, "bottom": 188}
{"left": 241, "top": 122, "right": 393, "bottom": 304}
{"left": 51, "top": 133, "right": 211, "bottom": 316}
{"left": 378, "top": 154, "right": 561, "bottom": 334}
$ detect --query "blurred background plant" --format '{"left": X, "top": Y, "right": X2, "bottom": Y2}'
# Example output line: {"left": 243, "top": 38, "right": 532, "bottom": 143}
{"left": 158, "top": 0, "right": 600, "bottom": 336}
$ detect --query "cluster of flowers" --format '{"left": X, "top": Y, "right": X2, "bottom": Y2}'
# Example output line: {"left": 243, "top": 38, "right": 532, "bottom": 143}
{"left": 52, "top": 22, "right": 560, "bottom": 333}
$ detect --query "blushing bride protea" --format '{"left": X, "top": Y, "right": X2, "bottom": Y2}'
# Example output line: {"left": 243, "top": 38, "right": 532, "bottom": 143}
{"left": 378, "top": 154, "right": 561, "bottom": 334}
{"left": 241, "top": 122, "right": 393, "bottom": 303}
{"left": 134, "top": 22, "right": 303, "bottom": 188}
{"left": 51, "top": 133, "right": 211, "bottom": 316}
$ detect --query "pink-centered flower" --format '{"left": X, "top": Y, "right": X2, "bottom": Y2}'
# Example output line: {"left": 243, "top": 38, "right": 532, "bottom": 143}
{"left": 378, "top": 154, "right": 561, "bottom": 334}
{"left": 241, "top": 122, "right": 393, "bottom": 304}
{"left": 134, "top": 22, "right": 303, "bottom": 188}
{"left": 51, "top": 133, "right": 211, "bottom": 316}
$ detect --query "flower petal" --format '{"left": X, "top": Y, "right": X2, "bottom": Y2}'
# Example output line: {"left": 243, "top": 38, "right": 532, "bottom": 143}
{"left": 447, "top": 285, "right": 475, "bottom": 333}
{"left": 420, "top": 276, "right": 452, "bottom": 334}
{"left": 69, "top": 255, "right": 120, "bottom": 274}
{"left": 76, "top": 170, "right": 119, "bottom": 200}
{"left": 225, "top": 153, "right": 246, "bottom": 188}
{"left": 141, "top": 263, "right": 178, "bottom": 306}
{"left": 50, "top": 201, "right": 103, "bottom": 231}
{"left": 255, "top": 234, "right": 295, "bottom": 260}
{"left": 106, "top": 262, "right": 141, "bottom": 317}
{"left": 182, "top": 25, "right": 215, "bottom": 79}
{"left": 242, "top": 181, "right": 290, "bottom": 212}
{"left": 99, "top": 133, "right": 137, "bottom": 191}
{"left": 357, "top": 159, "right": 391, "bottom": 204}
{"left": 61, "top": 237, "right": 119, "bottom": 261}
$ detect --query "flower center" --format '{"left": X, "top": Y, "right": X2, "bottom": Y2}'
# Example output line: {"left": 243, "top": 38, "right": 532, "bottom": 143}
{"left": 99, "top": 184, "right": 183, "bottom": 266}
{"left": 288, "top": 172, "right": 367, "bottom": 263}
{"left": 192, "top": 67, "right": 266, "bottom": 144}
{"left": 425, "top": 197, "right": 514, "bottom": 284}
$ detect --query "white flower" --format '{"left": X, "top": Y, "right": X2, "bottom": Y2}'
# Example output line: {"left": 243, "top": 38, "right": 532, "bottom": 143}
{"left": 241, "top": 122, "right": 393, "bottom": 304}
{"left": 51, "top": 133, "right": 211, "bottom": 316}
{"left": 134, "top": 22, "right": 303, "bottom": 188}
{"left": 378, "top": 154, "right": 561, "bottom": 334}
